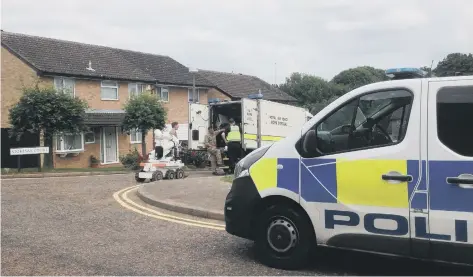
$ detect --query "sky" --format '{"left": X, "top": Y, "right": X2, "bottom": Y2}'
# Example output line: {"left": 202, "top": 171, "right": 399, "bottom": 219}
{"left": 2, "top": 0, "right": 473, "bottom": 84}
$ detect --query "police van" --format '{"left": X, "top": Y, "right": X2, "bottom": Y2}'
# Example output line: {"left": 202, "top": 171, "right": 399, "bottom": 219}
{"left": 224, "top": 68, "right": 473, "bottom": 269}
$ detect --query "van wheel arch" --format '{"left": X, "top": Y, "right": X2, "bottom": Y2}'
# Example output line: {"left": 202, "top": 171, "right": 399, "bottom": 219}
{"left": 251, "top": 195, "right": 317, "bottom": 244}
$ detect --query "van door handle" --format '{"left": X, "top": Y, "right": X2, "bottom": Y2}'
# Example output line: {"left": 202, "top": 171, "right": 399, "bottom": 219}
{"left": 447, "top": 174, "right": 473, "bottom": 189}
{"left": 382, "top": 172, "right": 413, "bottom": 183}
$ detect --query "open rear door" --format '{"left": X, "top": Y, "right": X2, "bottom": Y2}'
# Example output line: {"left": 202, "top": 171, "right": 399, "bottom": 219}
{"left": 188, "top": 103, "right": 209, "bottom": 150}
{"left": 242, "top": 98, "right": 258, "bottom": 150}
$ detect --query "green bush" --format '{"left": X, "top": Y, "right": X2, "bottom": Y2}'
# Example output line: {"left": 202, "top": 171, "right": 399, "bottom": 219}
{"left": 181, "top": 148, "right": 208, "bottom": 168}
{"left": 119, "top": 148, "right": 144, "bottom": 170}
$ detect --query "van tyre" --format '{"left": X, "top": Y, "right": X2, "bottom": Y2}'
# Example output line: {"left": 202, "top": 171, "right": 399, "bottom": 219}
{"left": 254, "top": 204, "right": 314, "bottom": 270}
{"left": 152, "top": 171, "right": 163, "bottom": 181}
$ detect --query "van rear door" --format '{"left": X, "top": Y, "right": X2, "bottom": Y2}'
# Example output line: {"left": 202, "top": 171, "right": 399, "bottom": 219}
{"left": 259, "top": 99, "right": 307, "bottom": 145}
{"left": 242, "top": 98, "right": 258, "bottom": 150}
{"left": 188, "top": 103, "right": 209, "bottom": 150}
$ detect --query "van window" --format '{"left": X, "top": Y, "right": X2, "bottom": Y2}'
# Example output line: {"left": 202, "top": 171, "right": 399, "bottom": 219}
{"left": 305, "top": 89, "right": 413, "bottom": 157}
{"left": 437, "top": 86, "right": 473, "bottom": 157}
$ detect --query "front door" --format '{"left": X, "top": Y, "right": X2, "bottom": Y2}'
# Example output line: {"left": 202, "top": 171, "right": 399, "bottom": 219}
{"left": 300, "top": 85, "right": 421, "bottom": 256}
{"left": 427, "top": 79, "right": 473, "bottom": 264}
{"left": 101, "top": 127, "right": 118, "bottom": 164}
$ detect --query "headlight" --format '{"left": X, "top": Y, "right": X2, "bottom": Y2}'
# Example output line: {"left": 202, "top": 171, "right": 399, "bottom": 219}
{"left": 234, "top": 145, "right": 271, "bottom": 178}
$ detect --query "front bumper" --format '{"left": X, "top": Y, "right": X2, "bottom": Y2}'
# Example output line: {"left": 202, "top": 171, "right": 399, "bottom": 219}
{"left": 224, "top": 175, "right": 261, "bottom": 240}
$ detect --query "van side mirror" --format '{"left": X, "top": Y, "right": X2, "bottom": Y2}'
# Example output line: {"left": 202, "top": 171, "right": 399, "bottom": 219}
{"left": 303, "top": 130, "right": 318, "bottom": 155}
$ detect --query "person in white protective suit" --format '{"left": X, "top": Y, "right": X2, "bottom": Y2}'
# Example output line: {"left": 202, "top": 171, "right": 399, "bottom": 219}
{"left": 149, "top": 127, "right": 179, "bottom": 161}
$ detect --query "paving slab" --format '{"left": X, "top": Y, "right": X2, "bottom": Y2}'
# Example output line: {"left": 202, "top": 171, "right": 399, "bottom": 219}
{"left": 136, "top": 176, "right": 230, "bottom": 221}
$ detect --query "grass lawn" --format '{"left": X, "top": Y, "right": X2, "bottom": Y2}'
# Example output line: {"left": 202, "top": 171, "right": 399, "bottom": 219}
{"left": 1, "top": 166, "right": 130, "bottom": 175}
{"left": 221, "top": 175, "right": 234, "bottom": 183}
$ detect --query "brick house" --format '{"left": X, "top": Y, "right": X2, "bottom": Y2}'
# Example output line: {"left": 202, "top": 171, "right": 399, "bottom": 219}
{"left": 1, "top": 31, "right": 223, "bottom": 168}
{"left": 1, "top": 30, "right": 295, "bottom": 169}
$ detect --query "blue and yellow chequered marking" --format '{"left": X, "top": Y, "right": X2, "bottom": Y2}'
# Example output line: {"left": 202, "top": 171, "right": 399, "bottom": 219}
{"left": 301, "top": 158, "right": 413, "bottom": 208}
{"left": 249, "top": 157, "right": 299, "bottom": 194}
{"left": 250, "top": 157, "right": 419, "bottom": 209}
{"left": 250, "top": 157, "right": 472, "bottom": 212}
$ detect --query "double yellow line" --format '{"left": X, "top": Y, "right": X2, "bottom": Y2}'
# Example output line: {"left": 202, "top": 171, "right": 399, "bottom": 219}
{"left": 113, "top": 185, "right": 225, "bottom": 231}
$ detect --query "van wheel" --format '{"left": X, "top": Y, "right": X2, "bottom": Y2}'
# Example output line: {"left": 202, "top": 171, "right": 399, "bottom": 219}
{"left": 254, "top": 204, "right": 313, "bottom": 270}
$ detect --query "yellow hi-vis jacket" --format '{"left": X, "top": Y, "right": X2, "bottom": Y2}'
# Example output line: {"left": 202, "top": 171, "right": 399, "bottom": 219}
{"left": 227, "top": 125, "right": 241, "bottom": 142}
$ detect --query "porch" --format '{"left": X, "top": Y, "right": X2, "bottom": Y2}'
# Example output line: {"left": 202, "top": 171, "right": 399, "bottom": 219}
{"left": 53, "top": 109, "right": 135, "bottom": 168}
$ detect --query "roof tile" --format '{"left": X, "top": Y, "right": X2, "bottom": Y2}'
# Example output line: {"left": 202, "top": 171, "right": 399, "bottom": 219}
{"left": 1, "top": 31, "right": 213, "bottom": 87}
{"left": 197, "top": 69, "right": 296, "bottom": 102}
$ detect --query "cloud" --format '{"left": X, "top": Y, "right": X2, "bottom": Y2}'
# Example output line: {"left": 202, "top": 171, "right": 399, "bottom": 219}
{"left": 2, "top": 0, "right": 473, "bottom": 83}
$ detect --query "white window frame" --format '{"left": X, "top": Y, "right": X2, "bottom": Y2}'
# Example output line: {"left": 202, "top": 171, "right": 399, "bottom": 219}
{"left": 55, "top": 133, "right": 84, "bottom": 153}
{"left": 130, "top": 129, "right": 142, "bottom": 144}
{"left": 128, "top": 83, "right": 148, "bottom": 99}
{"left": 84, "top": 131, "right": 95, "bottom": 144}
{"left": 188, "top": 88, "right": 201, "bottom": 103}
{"left": 54, "top": 77, "right": 75, "bottom": 97}
{"left": 158, "top": 87, "right": 170, "bottom": 102}
{"left": 101, "top": 80, "right": 119, "bottom": 100}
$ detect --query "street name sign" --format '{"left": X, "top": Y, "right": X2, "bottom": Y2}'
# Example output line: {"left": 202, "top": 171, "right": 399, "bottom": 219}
{"left": 10, "top": 147, "right": 50, "bottom": 156}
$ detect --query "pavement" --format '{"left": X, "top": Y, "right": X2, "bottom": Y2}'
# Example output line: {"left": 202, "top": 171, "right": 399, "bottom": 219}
{"left": 2, "top": 174, "right": 472, "bottom": 275}
{"left": 136, "top": 176, "right": 228, "bottom": 221}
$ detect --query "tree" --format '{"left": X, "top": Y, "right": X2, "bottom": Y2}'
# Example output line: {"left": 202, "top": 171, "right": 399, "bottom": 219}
{"left": 331, "top": 66, "right": 388, "bottom": 91}
{"left": 278, "top": 72, "right": 346, "bottom": 109}
{"left": 420, "top": 66, "right": 434, "bottom": 77}
{"left": 9, "top": 85, "right": 89, "bottom": 168}
{"left": 122, "top": 93, "right": 167, "bottom": 156}
{"left": 433, "top": 53, "right": 473, "bottom": 77}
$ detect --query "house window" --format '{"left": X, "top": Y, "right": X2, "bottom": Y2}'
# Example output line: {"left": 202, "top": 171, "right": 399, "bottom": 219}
{"left": 130, "top": 129, "right": 142, "bottom": 144}
{"left": 101, "top": 80, "right": 119, "bottom": 100}
{"left": 54, "top": 77, "right": 75, "bottom": 96}
{"left": 128, "top": 83, "right": 148, "bottom": 98}
{"left": 188, "top": 88, "right": 201, "bottom": 102}
{"left": 158, "top": 87, "right": 169, "bottom": 102}
{"left": 84, "top": 132, "right": 95, "bottom": 144}
{"left": 56, "top": 133, "right": 84, "bottom": 152}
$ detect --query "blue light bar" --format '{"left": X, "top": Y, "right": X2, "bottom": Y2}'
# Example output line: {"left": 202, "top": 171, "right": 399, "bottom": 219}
{"left": 248, "top": 93, "right": 263, "bottom": 99}
{"left": 385, "top": 67, "right": 427, "bottom": 80}
{"left": 208, "top": 98, "right": 221, "bottom": 104}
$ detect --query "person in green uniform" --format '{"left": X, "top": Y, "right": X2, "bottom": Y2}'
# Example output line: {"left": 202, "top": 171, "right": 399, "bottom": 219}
{"left": 204, "top": 126, "right": 224, "bottom": 174}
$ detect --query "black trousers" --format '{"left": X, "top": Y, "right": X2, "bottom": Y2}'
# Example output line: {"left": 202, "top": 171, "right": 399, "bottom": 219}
{"left": 227, "top": 141, "right": 242, "bottom": 172}
{"left": 155, "top": 146, "right": 163, "bottom": 159}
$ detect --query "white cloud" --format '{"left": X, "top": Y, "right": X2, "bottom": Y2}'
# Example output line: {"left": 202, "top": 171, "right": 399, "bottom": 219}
{"left": 1, "top": 0, "right": 472, "bottom": 83}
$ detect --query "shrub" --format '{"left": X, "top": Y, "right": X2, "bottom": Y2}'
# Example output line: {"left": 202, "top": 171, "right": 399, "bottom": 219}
{"left": 180, "top": 146, "right": 208, "bottom": 168}
{"left": 119, "top": 148, "right": 144, "bottom": 170}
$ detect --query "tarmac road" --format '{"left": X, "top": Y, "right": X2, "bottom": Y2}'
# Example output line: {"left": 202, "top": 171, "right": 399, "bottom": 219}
{"left": 2, "top": 174, "right": 472, "bottom": 275}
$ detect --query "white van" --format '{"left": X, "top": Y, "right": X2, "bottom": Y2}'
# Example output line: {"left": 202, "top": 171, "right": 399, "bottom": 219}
{"left": 224, "top": 68, "right": 473, "bottom": 269}
{"left": 188, "top": 97, "right": 312, "bottom": 153}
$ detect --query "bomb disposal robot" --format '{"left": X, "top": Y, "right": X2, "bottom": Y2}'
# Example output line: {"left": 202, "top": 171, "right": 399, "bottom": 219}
{"left": 135, "top": 128, "right": 186, "bottom": 182}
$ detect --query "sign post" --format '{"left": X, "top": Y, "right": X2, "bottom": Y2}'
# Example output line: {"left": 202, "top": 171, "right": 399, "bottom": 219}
{"left": 10, "top": 147, "right": 50, "bottom": 172}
